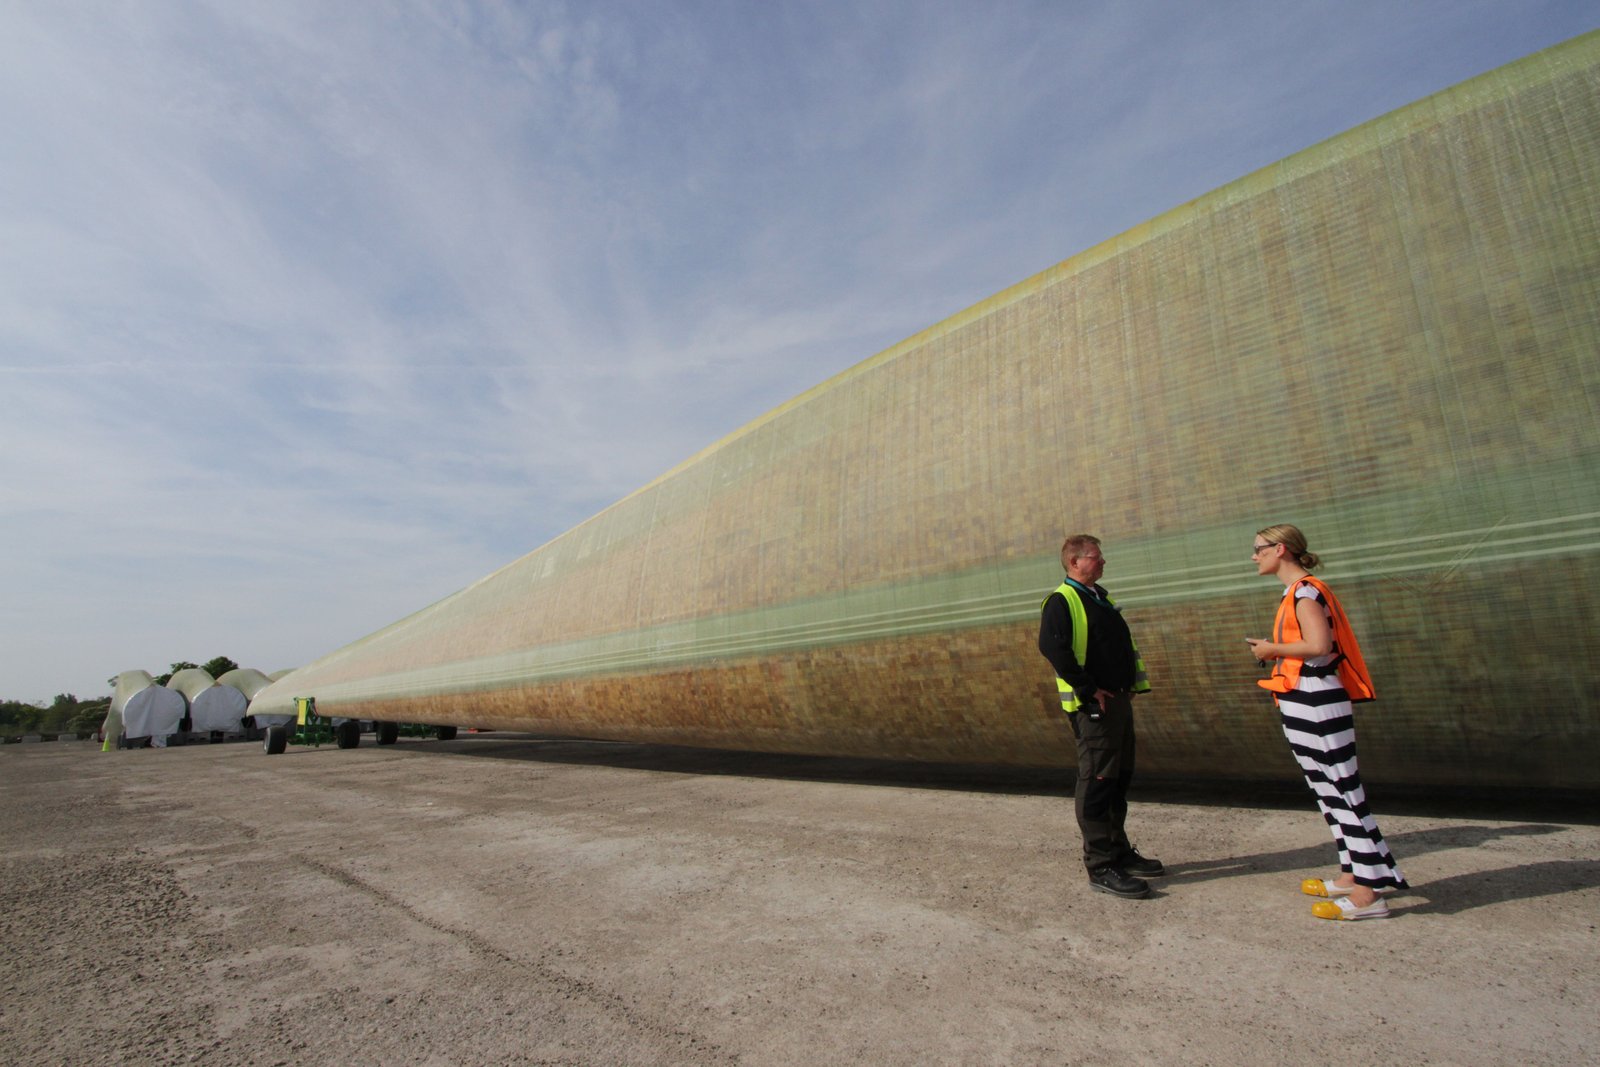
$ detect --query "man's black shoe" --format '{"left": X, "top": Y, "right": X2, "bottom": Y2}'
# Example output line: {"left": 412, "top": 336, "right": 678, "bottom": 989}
{"left": 1120, "top": 848, "right": 1165, "bottom": 878}
{"left": 1088, "top": 867, "right": 1150, "bottom": 899}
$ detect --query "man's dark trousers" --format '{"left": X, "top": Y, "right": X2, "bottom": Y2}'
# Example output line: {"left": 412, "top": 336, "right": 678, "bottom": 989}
{"left": 1072, "top": 690, "right": 1137, "bottom": 872}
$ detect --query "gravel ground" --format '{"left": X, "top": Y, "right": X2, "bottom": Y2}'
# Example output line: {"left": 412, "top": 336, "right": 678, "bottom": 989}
{"left": 2, "top": 734, "right": 1597, "bottom": 1066}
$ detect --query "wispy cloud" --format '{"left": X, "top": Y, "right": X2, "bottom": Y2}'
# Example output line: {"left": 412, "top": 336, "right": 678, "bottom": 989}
{"left": 1, "top": 0, "right": 1593, "bottom": 700}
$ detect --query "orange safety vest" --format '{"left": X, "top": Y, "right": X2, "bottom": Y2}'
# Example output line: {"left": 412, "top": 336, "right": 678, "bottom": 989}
{"left": 1257, "top": 575, "right": 1376, "bottom": 702}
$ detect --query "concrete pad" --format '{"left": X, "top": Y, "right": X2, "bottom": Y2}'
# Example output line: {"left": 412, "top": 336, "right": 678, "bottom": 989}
{"left": 2, "top": 734, "right": 1594, "bottom": 1065}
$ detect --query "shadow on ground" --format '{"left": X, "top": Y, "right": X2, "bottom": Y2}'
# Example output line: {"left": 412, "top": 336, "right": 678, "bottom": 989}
{"left": 409, "top": 732, "right": 1598, "bottom": 823}
{"left": 1158, "top": 822, "right": 1598, "bottom": 913}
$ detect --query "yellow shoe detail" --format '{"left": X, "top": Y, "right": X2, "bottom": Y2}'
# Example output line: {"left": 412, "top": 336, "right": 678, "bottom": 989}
{"left": 1311, "top": 900, "right": 1345, "bottom": 920}
{"left": 1301, "top": 878, "right": 1331, "bottom": 897}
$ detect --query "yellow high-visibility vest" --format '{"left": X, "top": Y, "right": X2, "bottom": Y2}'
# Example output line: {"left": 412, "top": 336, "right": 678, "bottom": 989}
{"left": 1045, "top": 581, "right": 1150, "bottom": 714}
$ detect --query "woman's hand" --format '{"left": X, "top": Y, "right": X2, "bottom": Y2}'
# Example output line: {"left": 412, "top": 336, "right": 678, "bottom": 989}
{"left": 1246, "top": 638, "right": 1275, "bottom": 662}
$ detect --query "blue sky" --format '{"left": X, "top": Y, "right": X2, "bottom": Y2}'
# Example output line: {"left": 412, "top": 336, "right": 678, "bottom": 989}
{"left": 2, "top": 1, "right": 1594, "bottom": 702}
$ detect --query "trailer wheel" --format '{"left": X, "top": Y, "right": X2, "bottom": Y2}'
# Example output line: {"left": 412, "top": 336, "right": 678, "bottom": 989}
{"left": 264, "top": 725, "right": 288, "bottom": 755}
{"left": 335, "top": 720, "right": 361, "bottom": 749}
{"left": 375, "top": 721, "right": 399, "bottom": 746}
{"left": 435, "top": 725, "right": 458, "bottom": 742}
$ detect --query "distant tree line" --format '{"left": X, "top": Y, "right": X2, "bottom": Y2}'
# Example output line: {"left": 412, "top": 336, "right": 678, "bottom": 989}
{"left": 1, "top": 656, "right": 241, "bottom": 738}
{"left": 0, "top": 694, "right": 110, "bottom": 738}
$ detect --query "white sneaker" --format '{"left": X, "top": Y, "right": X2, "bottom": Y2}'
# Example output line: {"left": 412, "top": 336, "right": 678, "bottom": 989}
{"left": 1311, "top": 896, "right": 1390, "bottom": 921}
{"left": 1301, "top": 878, "right": 1397, "bottom": 899}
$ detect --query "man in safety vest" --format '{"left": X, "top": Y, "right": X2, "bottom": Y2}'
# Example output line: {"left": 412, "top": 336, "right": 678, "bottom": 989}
{"left": 1038, "top": 533, "right": 1163, "bottom": 899}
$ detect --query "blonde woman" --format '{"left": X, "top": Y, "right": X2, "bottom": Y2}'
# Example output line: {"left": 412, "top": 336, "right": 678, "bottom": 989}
{"left": 1246, "top": 524, "right": 1406, "bottom": 920}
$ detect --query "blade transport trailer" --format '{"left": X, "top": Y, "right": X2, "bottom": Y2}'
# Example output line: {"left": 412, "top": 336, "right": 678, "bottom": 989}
{"left": 260, "top": 697, "right": 459, "bottom": 755}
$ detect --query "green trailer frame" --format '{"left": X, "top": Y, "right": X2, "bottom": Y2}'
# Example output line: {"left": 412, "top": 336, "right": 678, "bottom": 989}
{"left": 261, "top": 697, "right": 458, "bottom": 754}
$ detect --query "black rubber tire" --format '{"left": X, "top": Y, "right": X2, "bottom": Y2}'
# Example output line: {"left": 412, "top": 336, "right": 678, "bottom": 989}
{"left": 435, "top": 725, "right": 458, "bottom": 742}
{"left": 334, "top": 720, "right": 361, "bottom": 749}
{"left": 375, "top": 721, "right": 399, "bottom": 746}
{"left": 263, "top": 725, "right": 288, "bottom": 755}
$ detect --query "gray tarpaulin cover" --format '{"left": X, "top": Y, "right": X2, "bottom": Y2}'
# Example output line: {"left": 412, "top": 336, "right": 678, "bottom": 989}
{"left": 102, "top": 669, "right": 154, "bottom": 741}
{"left": 122, "top": 686, "right": 185, "bottom": 740}
{"left": 190, "top": 686, "right": 247, "bottom": 731}
{"left": 166, "top": 668, "right": 246, "bottom": 731}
